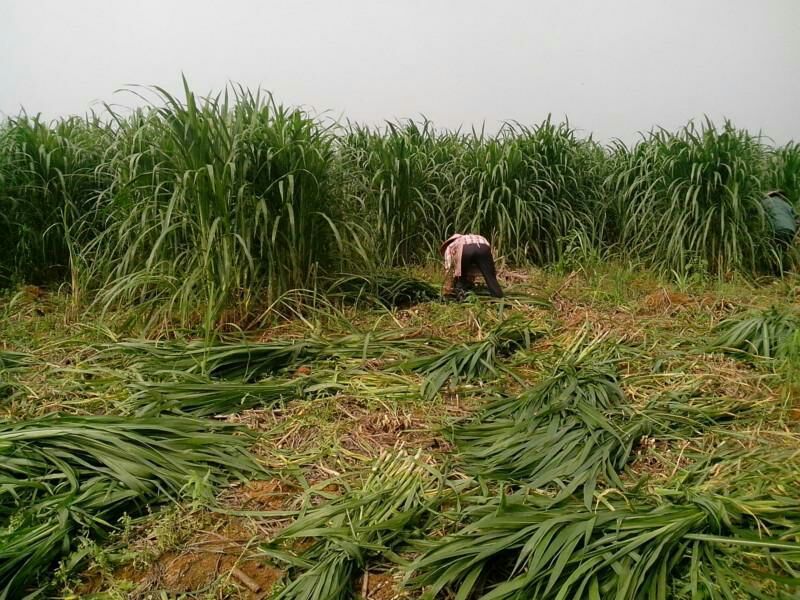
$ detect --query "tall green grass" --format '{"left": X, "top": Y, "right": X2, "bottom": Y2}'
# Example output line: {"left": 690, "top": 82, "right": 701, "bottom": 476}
{"left": 607, "top": 120, "right": 776, "bottom": 275}
{"left": 80, "top": 81, "right": 340, "bottom": 333}
{"left": 0, "top": 114, "right": 109, "bottom": 287}
{"left": 337, "top": 121, "right": 460, "bottom": 267}
{"left": 769, "top": 142, "right": 800, "bottom": 206}
{"left": 338, "top": 118, "right": 607, "bottom": 267}
{"left": 453, "top": 119, "right": 606, "bottom": 264}
{"left": 1, "top": 83, "right": 798, "bottom": 331}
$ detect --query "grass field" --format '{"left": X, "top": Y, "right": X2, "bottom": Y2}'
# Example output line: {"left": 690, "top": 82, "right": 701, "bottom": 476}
{"left": 1, "top": 83, "right": 800, "bottom": 599}
{"left": 2, "top": 261, "right": 799, "bottom": 599}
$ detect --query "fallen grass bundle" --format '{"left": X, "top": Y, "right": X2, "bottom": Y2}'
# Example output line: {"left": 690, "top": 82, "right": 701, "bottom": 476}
{"left": 325, "top": 271, "right": 439, "bottom": 308}
{"left": 453, "top": 351, "right": 629, "bottom": 504}
{"left": 708, "top": 306, "right": 800, "bottom": 359}
{"left": 398, "top": 316, "right": 542, "bottom": 401}
{"left": 132, "top": 367, "right": 424, "bottom": 417}
{"left": 115, "top": 337, "right": 318, "bottom": 381}
{"left": 113, "top": 329, "right": 440, "bottom": 382}
{"left": 0, "top": 350, "right": 32, "bottom": 401}
{"left": 262, "top": 451, "right": 445, "bottom": 600}
{"left": 457, "top": 350, "right": 753, "bottom": 504}
{"left": 0, "top": 349, "right": 33, "bottom": 370}
{"left": 125, "top": 374, "right": 339, "bottom": 416}
{"left": 0, "top": 414, "right": 260, "bottom": 598}
{"left": 407, "top": 486, "right": 800, "bottom": 600}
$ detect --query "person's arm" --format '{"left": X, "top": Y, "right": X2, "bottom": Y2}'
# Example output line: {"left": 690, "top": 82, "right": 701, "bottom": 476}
{"left": 442, "top": 271, "right": 455, "bottom": 296}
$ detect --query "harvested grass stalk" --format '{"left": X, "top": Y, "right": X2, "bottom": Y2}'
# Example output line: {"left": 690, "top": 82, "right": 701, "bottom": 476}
{"left": 708, "top": 306, "right": 800, "bottom": 359}
{"left": 262, "top": 451, "right": 444, "bottom": 600}
{"left": 0, "top": 414, "right": 260, "bottom": 598}
{"left": 398, "top": 316, "right": 543, "bottom": 401}
{"left": 407, "top": 489, "right": 800, "bottom": 600}
{"left": 0, "top": 350, "right": 33, "bottom": 370}
{"left": 113, "top": 330, "right": 440, "bottom": 381}
{"left": 125, "top": 375, "right": 335, "bottom": 416}
{"left": 0, "top": 350, "right": 32, "bottom": 402}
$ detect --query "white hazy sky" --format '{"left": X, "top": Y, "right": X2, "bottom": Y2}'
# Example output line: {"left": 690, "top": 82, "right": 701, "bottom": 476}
{"left": 2, "top": 0, "right": 799, "bottom": 143}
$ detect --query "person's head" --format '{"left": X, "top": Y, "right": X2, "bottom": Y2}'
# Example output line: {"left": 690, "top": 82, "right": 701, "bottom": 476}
{"left": 440, "top": 234, "right": 462, "bottom": 256}
{"left": 766, "top": 189, "right": 786, "bottom": 199}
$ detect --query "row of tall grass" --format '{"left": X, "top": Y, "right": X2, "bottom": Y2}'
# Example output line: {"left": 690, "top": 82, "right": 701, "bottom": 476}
{"left": 1, "top": 81, "right": 798, "bottom": 331}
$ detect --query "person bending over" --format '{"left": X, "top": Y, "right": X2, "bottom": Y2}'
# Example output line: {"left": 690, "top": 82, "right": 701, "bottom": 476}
{"left": 440, "top": 233, "right": 503, "bottom": 298}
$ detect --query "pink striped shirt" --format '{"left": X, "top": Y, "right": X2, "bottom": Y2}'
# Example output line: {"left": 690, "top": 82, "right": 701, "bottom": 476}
{"left": 444, "top": 234, "right": 490, "bottom": 277}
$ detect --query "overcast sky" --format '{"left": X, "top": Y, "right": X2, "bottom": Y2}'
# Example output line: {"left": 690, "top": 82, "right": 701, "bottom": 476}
{"left": 2, "top": 0, "right": 799, "bottom": 144}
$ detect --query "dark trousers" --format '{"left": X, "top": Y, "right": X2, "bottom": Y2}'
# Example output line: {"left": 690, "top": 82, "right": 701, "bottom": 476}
{"left": 454, "top": 244, "right": 503, "bottom": 298}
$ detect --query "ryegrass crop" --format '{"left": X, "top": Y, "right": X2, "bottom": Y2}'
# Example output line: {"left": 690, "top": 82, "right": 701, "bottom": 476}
{"left": 0, "top": 414, "right": 260, "bottom": 598}
{"left": 452, "top": 119, "right": 607, "bottom": 264}
{"left": 2, "top": 82, "right": 796, "bottom": 330}
{"left": 769, "top": 142, "right": 800, "bottom": 206}
{"left": 0, "top": 114, "right": 109, "bottom": 288}
{"left": 337, "top": 121, "right": 460, "bottom": 267}
{"left": 80, "top": 80, "right": 340, "bottom": 334}
{"left": 607, "top": 120, "right": 776, "bottom": 275}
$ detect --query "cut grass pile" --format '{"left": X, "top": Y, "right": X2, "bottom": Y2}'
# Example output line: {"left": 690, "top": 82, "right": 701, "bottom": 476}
{"left": 709, "top": 305, "right": 800, "bottom": 359}
{"left": 453, "top": 341, "right": 632, "bottom": 502}
{"left": 0, "top": 414, "right": 261, "bottom": 598}
{"left": 325, "top": 272, "right": 440, "bottom": 309}
{"left": 262, "top": 451, "right": 445, "bottom": 600}
{"left": 398, "top": 315, "right": 543, "bottom": 401}
{"left": 0, "top": 350, "right": 32, "bottom": 402}
{"left": 112, "top": 329, "right": 442, "bottom": 382}
{"left": 453, "top": 340, "right": 754, "bottom": 506}
{"left": 407, "top": 483, "right": 800, "bottom": 600}
{"left": 126, "top": 377, "right": 329, "bottom": 417}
